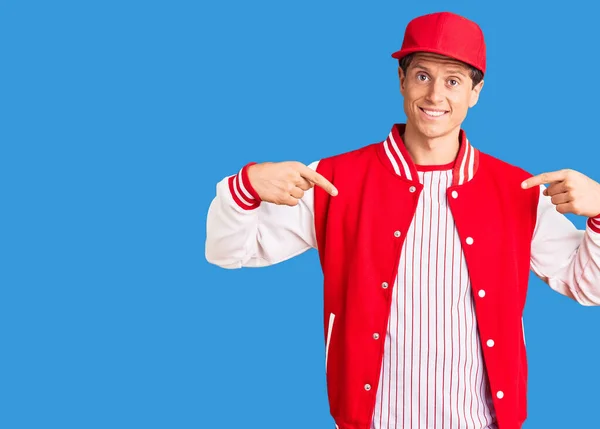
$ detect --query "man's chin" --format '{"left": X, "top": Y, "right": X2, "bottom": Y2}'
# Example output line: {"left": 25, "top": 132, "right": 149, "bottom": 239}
{"left": 415, "top": 122, "right": 447, "bottom": 139}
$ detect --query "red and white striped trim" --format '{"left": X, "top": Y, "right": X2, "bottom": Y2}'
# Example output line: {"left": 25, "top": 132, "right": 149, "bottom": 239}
{"left": 453, "top": 138, "right": 478, "bottom": 186}
{"left": 384, "top": 132, "right": 414, "bottom": 181}
{"left": 588, "top": 215, "right": 600, "bottom": 234}
{"left": 381, "top": 124, "right": 419, "bottom": 181}
{"left": 228, "top": 162, "right": 261, "bottom": 210}
{"left": 379, "top": 124, "right": 479, "bottom": 185}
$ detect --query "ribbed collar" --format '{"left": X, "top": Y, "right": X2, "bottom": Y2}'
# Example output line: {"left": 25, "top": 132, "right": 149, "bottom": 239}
{"left": 377, "top": 123, "right": 480, "bottom": 187}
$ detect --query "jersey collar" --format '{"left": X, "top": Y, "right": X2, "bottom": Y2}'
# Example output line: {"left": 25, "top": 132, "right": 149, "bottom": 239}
{"left": 377, "top": 123, "right": 480, "bottom": 186}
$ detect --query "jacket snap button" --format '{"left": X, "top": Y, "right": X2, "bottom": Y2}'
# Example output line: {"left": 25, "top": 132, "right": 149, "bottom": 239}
{"left": 487, "top": 339, "right": 495, "bottom": 347}
{"left": 373, "top": 333, "right": 380, "bottom": 340}
{"left": 478, "top": 290, "right": 486, "bottom": 298}
{"left": 466, "top": 237, "right": 474, "bottom": 245}
{"left": 409, "top": 186, "right": 417, "bottom": 193}
{"left": 496, "top": 391, "right": 504, "bottom": 399}
{"left": 394, "top": 230, "right": 401, "bottom": 238}
{"left": 381, "top": 282, "right": 389, "bottom": 289}
{"left": 364, "top": 384, "right": 371, "bottom": 391}
{"left": 451, "top": 190, "right": 458, "bottom": 199}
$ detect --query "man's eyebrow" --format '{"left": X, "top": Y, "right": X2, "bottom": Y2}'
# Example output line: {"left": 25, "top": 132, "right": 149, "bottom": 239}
{"left": 446, "top": 68, "right": 468, "bottom": 78}
{"left": 411, "top": 63, "right": 430, "bottom": 72}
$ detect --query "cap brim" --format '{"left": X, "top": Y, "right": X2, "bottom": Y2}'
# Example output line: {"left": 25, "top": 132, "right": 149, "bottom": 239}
{"left": 391, "top": 47, "right": 482, "bottom": 74}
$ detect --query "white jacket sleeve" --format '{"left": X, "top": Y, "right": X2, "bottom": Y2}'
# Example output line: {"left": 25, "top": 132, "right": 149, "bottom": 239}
{"left": 205, "top": 161, "right": 319, "bottom": 269}
{"left": 530, "top": 184, "right": 600, "bottom": 305}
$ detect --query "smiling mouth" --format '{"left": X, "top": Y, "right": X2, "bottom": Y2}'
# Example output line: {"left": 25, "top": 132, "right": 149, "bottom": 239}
{"left": 420, "top": 107, "right": 448, "bottom": 117}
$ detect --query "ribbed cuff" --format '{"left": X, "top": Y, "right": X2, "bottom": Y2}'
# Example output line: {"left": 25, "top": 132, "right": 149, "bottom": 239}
{"left": 587, "top": 214, "right": 600, "bottom": 234}
{"left": 228, "top": 162, "right": 261, "bottom": 210}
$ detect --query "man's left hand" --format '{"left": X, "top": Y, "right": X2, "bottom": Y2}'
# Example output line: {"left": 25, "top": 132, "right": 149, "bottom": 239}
{"left": 521, "top": 169, "right": 600, "bottom": 217}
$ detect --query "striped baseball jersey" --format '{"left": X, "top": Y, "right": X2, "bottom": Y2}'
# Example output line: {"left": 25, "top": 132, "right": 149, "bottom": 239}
{"left": 371, "top": 165, "right": 497, "bottom": 429}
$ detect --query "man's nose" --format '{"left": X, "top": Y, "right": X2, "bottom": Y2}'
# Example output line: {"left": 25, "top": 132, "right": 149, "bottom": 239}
{"left": 425, "top": 79, "right": 445, "bottom": 104}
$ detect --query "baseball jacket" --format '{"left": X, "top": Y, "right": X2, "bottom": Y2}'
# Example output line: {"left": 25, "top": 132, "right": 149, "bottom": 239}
{"left": 205, "top": 124, "right": 600, "bottom": 429}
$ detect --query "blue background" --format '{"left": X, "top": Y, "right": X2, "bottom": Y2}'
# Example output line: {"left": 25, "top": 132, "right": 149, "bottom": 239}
{"left": 1, "top": 0, "right": 599, "bottom": 428}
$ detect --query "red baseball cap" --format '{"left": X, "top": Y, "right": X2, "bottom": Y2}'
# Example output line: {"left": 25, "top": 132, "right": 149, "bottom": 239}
{"left": 391, "top": 12, "right": 486, "bottom": 75}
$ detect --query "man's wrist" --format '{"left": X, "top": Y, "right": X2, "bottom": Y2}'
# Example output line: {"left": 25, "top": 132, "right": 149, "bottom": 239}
{"left": 587, "top": 214, "right": 600, "bottom": 234}
{"left": 228, "top": 162, "right": 261, "bottom": 210}
{"left": 242, "top": 162, "right": 262, "bottom": 201}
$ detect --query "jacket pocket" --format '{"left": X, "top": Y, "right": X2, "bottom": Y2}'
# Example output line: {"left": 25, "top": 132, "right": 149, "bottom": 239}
{"left": 326, "top": 312, "right": 335, "bottom": 374}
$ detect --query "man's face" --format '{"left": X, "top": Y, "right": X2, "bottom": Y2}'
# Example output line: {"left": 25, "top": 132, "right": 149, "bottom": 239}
{"left": 398, "top": 52, "right": 484, "bottom": 139}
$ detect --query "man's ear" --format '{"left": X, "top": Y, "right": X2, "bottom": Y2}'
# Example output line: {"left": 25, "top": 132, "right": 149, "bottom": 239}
{"left": 398, "top": 66, "right": 406, "bottom": 95}
{"left": 469, "top": 79, "right": 484, "bottom": 108}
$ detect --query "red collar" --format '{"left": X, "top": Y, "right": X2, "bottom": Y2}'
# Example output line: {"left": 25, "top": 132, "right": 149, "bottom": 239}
{"left": 376, "top": 123, "right": 480, "bottom": 186}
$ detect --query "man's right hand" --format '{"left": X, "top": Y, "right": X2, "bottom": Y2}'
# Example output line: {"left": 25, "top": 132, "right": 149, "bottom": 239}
{"left": 247, "top": 161, "right": 338, "bottom": 206}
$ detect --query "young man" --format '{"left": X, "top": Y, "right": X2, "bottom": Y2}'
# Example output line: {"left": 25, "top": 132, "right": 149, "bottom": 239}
{"left": 205, "top": 11, "right": 600, "bottom": 429}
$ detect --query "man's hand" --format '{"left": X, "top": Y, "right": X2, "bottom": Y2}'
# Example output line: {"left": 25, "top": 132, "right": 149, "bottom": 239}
{"left": 521, "top": 169, "right": 600, "bottom": 217}
{"left": 247, "top": 161, "right": 338, "bottom": 206}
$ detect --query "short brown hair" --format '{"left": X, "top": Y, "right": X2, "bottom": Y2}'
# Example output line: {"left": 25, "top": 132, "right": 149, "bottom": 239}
{"left": 398, "top": 53, "right": 484, "bottom": 88}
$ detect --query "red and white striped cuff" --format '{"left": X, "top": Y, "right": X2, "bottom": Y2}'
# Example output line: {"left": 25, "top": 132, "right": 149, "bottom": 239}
{"left": 588, "top": 214, "right": 600, "bottom": 234}
{"left": 228, "top": 162, "right": 262, "bottom": 210}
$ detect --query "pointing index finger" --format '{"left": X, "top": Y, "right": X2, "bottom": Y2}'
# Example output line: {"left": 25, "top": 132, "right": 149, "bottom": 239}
{"left": 521, "top": 170, "right": 567, "bottom": 189}
{"left": 299, "top": 165, "right": 338, "bottom": 196}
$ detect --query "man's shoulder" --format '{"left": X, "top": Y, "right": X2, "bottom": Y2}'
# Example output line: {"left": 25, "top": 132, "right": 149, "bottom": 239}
{"left": 314, "top": 141, "right": 381, "bottom": 181}
{"left": 324, "top": 141, "right": 379, "bottom": 162}
{"left": 317, "top": 141, "right": 380, "bottom": 171}
{"left": 478, "top": 150, "right": 534, "bottom": 180}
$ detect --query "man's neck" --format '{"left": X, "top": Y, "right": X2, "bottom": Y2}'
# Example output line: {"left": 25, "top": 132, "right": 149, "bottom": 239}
{"left": 402, "top": 122, "right": 461, "bottom": 166}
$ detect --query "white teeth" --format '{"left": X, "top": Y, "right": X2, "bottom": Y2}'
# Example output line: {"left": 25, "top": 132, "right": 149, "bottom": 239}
{"left": 423, "top": 109, "right": 446, "bottom": 117}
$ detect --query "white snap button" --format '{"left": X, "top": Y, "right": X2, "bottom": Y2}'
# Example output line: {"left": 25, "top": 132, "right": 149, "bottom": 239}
{"left": 364, "top": 384, "right": 371, "bottom": 391}
{"left": 496, "top": 391, "right": 504, "bottom": 399}
{"left": 373, "top": 333, "right": 380, "bottom": 340}
{"left": 451, "top": 190, "right": 458, "bottom": 199}
{"left": 487, "top": 339, "right": 495, "bottom": 347}
{"left": 478, "top": 290, "right": 486, "bottom": 298}
{"left": 394, "top": 230, "right": 401, "bottom": 238}
{"left": 466, "top": 237, "right": 474, "bottom": 245}
{"left": 409, "top": 186, "right": 416, "bottom": 193}
{"left": 381, "top": 282, "right": 389, "bottom": 289}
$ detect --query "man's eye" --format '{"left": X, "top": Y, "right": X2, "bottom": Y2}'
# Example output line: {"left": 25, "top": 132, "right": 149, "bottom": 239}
{"left": 449, "top": 79, "right": 459, "bottom": 86}
{"left": 417, "top": 74, "right": 428, "bottom": 81}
